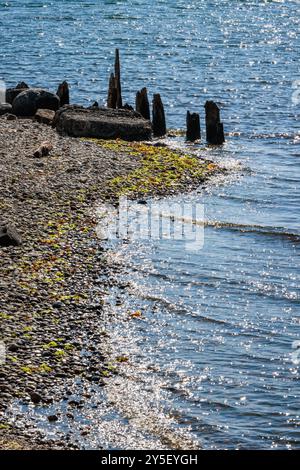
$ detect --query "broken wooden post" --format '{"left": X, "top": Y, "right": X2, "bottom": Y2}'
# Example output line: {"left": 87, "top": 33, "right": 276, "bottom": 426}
{"left": 123, "top": 103, "right": 134, "bottom": 111}
{"left": 152, "top": 94, "right": 166, "bottom": 137}
{"left": 204, "top": 100, "right": 225, "bottom": 145}
{"left": 115, "top": 48, "right": 122, "bottom": 109}
{"left": 56, "top": 81, "right": 70, "bottom": 106}
{"left": 186, "top": 111, "right": 200, "bottom": 142}
{"left": 136, "top": 87, "right": 150, "bottom": 120}
{"left": 107, "top": 49, "right": 123, "bottom": 109}
{"left": 107, "top": 72, "right": 117, "bottom": 109}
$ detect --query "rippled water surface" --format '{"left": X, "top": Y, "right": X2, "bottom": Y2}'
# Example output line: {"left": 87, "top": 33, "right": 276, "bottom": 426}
{"left": 1, "top": 0, "right": 299, "bottom": 449}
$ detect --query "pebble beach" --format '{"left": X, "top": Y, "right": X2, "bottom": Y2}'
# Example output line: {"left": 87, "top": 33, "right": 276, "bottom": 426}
{"left": 0, "top": 115, "right": 219, "bottom": 449}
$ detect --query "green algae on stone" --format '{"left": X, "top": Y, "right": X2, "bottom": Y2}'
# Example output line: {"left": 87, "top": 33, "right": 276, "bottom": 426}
{"left": 84, "top": 138, "right": 219, "bottom": 198}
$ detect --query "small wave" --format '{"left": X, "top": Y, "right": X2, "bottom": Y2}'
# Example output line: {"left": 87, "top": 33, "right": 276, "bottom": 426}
{"left": 249, "top": 132, "right": 297, "bottom": 140}
{"left": 204, "top": 220, "right": 300, "bottom": 242}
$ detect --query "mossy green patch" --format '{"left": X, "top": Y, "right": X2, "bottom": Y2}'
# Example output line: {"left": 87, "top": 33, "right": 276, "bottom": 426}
{"left": 39, "top": 363, "right": 52, "bottom": 374}
{"left": 85, "top": 139, "right": 219, "bottom": 198}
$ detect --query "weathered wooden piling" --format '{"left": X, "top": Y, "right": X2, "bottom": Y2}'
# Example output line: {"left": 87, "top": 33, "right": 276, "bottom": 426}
{"left": 123, "top": 103, "right": 134, "bottom": 111}
{"left": 186, "top": 111, "right": 201, "bottom": 142}
{"left": 115, "top": 48, "right": 122, "bottom": 109}
{"left": 152, "top": 93, "right": 166, "bottom": 137}
{"left": 56, "top": 81, "right": 70, "bottom": 106}
{"left": 204, "top": 100, "right": 225, "bottom": 145}
{"left": 136, "top": 87, "right": 150, "bottom": 120}
{"left": 107, "top": 72, "right": 117, "bottom": 109}
{"left": 107, "top": 49, "right": 123, "bottom": 109}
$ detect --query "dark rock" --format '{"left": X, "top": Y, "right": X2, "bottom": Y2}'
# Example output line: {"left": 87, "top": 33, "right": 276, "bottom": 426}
{"left": 0, "top": 224, "right": 22, "bottom": 247}
{"left": 0, "top": 104, "right": 13, "bottom": 116}
{"left": 68, "top": 400, "right": 81, "bottom": 407}
{"left": 12, "top": 88, "right": 60, "bottom": 117}
{"left": 152, "top": 93, "right": 166, "bottom": 137}
{"left": 6, "top": 86, "right": 29, "bottom": 105}
{"left": 153, "top": 142, "right": 167, "bottom": 147}
{"left": 136, "top": 87, "right": 150, "bottom": 120}
{"left": 29, "top": 391, "right": 43, "bottom": 404}
{"left": 186, "top": 111, "right": 201, "bottom": 142}
{"left": 47, "top": 415, "right": 58, "bottom": 422}
{"left": 52, "top": 301, "right": 63, "bottom": 309}
{"left": 8, "top": 344, "right": 18, "bottom": 352}
{"left": 54, "top": 106, "right": 152, "bottom": 141}
{"left": 5, "top": 113, "right": 17, "bottom": 121}
{"left": 56, "top": 81, "right": 70, "bottom": 107}
{"left": 33, "top": 141, "right": 53, "bottom": 158}
{"left": 204, "top": 100, "right": 225, "bottom": 145}
{"left": 35, "top": 109, "right": 56, "bottom": 125}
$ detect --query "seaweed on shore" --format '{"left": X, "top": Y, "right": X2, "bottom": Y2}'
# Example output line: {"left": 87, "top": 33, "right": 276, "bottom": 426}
{"left": 84, "top": 139, "right": 219, "bottom": 198}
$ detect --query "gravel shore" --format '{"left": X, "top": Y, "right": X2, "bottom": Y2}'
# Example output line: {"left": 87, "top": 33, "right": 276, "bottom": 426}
{"left": 0, "top": 116, "right": 220, "bottom": 449}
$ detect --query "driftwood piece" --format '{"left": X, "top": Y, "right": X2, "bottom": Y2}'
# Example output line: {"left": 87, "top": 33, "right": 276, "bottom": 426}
{"left": 152, "top": 94, "right": 166, "bottom": 137}
{"left": 186, "top": 111, "right": 201, "bottom": 142}
{"left": 33, "top": 141, "right": 53, "bottom": 158}
{"left": 136, "top": 87, "right": 150, "bottom": 120}
{"left": 204, "top": 100, "right": 225, "bottom": 145}
{"left": 56, "top": 81, "right": 70, "bottom": 106}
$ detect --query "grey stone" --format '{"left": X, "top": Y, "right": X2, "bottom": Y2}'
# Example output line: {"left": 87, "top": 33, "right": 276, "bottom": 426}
{"left": 35, "top": 109, "right": 56, "bottom": 125}
{"left": 0, "top": 103, "right": 13, "bottom": 116}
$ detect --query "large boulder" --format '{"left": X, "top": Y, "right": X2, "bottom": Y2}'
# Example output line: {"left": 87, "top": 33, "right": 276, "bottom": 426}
{"left": 12, "top": 88, "right": 60, "bottom": 117}
{"left": 0, "top": 103, "right": 12, "bottom": 116}
{"left": 54, "top": 106, "right": 152, "bottom": 141}
{"left": 5, "top": 82, "right": 29, "bottom": 104}
{"left": 0, "top": 224, "right": 22, "bottom": 247}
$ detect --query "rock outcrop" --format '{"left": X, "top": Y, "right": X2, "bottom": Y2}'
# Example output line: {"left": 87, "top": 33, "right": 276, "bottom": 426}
{"left": 54, "top": 106, "right": 152, "bottom": 141}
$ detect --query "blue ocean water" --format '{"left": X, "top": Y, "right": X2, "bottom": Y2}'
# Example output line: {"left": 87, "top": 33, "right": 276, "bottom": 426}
{"left": 0, "top": 0, "right": 299, "bottom": 449}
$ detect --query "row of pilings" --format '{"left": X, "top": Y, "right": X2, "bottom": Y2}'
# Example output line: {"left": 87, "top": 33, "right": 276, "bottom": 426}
{"left": 107, "top": 49, "right": 225, "bottom": 144}
{"left": 54, "top": 49, "right": 225, "bottom": 144}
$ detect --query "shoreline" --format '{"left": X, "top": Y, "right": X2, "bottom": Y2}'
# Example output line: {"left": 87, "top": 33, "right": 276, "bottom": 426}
{"left": 0, "top": 115, "right": 222, "bottom": 450}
